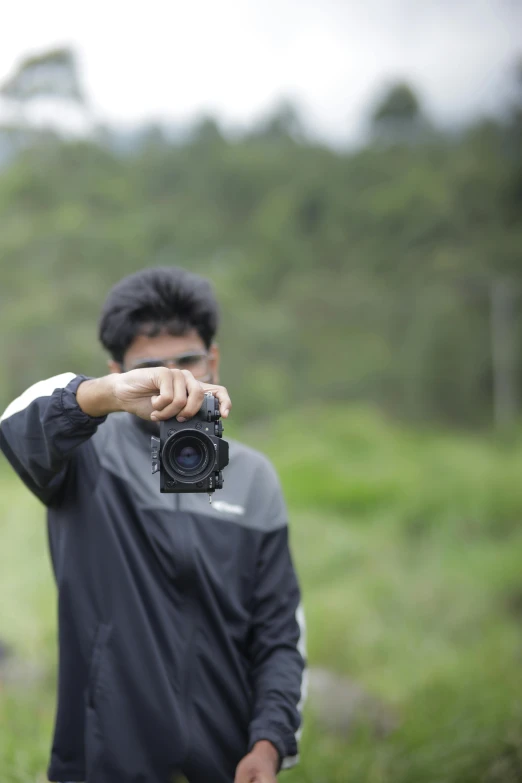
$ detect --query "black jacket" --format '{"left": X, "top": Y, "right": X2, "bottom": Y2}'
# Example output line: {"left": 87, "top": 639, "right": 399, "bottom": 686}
{"left": 0, "top": 374, "right": 306, "bottom": 783}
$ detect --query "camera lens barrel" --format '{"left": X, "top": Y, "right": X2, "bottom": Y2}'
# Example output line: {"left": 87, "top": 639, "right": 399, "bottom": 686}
{"left": 162, "top": 431, "right": 215, "bottom": 483}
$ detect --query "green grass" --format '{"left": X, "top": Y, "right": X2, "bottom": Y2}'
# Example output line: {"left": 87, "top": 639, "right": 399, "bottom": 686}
{"left": 2, "top": 406, "right": 522, "bottom": 782}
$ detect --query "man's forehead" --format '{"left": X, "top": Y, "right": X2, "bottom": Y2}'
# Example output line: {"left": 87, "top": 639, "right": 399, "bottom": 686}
{"left": 124, "top": 329, "right": 205, "bottom": 360}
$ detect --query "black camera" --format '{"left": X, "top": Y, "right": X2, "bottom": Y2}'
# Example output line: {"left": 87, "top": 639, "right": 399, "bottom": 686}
{"left": 151, "top": 393, "right": 229, "bottom": 494}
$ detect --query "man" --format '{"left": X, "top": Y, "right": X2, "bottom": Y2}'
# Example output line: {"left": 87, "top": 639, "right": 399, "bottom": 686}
{"left": 0, "top": 267, "right": 306, "bottom": 783}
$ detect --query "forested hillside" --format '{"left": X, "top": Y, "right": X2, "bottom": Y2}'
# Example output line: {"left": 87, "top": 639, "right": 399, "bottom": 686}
{"left": 0, "top": 70, "right": 521, "bottom": 427}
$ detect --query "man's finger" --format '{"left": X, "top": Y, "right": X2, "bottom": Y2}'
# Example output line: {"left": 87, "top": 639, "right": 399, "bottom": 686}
{"left": 150, "top": 368, "right": 174, "bottom": 415}
{"left": 234, "top": 759, "right": 259, "bottom": 783}
{"left": 233, "top": 770, "right": 254, "bottom": 783}
{"left": 175, "top": 371, "right": 205, "bottom": 421}
{"left": 152, "top": 370, "right": 189, "bottom": 421}
{"left": 200, "top": 383, "right": 232, "bottom": 419}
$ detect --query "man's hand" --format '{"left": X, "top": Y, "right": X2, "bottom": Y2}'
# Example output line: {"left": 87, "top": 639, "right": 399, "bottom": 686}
{"left": 234, "top": 741, "right": 279, "bottom": 783}
{"left": 77, "top": 368, "right": 231, "bottom": 422}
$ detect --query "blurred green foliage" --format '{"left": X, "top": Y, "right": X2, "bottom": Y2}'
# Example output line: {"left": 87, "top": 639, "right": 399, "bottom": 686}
{"left": 0, "top": 74, "right": 521, "bottom": 426}
{"left": 2, "top": 410, "right": 522, "bottom": 782}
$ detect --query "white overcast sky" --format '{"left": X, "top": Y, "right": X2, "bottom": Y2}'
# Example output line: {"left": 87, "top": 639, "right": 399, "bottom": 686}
{"left": 1, "top": 0, "right": 521, "bottom": 143}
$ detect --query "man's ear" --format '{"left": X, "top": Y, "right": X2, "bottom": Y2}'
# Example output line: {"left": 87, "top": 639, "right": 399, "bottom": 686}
{"left": 108, "top": 359, "right": 122, "bottom": 374}
{"left": 209, "top": 343, "right": 220, "bottom": 384}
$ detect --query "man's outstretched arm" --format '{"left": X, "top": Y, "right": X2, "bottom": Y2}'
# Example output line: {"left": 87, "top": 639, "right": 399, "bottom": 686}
{"left": 0, "top": 373, "right": 107, "bottom": 506}
{"left": 0, "top": 368, "right": 231, "bottom": 506}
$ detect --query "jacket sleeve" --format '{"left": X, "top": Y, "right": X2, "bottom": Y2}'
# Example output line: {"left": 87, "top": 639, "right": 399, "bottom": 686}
{"left": 247, "top": 459, "right": 307, "bottom": 770}
{"left": 0, "top": 373, "right": 107, "bottom": 506}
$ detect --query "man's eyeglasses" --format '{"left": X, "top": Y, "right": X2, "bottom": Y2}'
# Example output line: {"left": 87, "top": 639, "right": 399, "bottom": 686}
{"left": 122, "top": 351, "right": 211, "bottom": 382}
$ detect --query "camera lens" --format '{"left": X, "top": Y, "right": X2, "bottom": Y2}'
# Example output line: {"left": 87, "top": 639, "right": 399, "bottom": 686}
{"left": 164, "top": 434, "right": 211, "bottom": 479}
{"left": 174, "top": 440, "right": 205, "bottom": 471}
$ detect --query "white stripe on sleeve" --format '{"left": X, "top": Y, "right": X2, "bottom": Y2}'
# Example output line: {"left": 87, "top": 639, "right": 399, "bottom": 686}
{"left": 281, "top": 601, "right": 308, "bottom": 770}
{"left": 0, "top": 373, "right": 77, "bottom": 423}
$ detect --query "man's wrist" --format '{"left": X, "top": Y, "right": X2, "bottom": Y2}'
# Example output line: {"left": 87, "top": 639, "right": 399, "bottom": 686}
{"left": 251, "top": 740, "right": 280, "bottom": 773}
{"left": 76, "top": 376, "right": 120, "bottom": 418}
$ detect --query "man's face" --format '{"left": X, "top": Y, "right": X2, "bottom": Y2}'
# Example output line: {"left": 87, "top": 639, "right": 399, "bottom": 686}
{"left": 108, "top": 329, "right": 220, "bottom": 384}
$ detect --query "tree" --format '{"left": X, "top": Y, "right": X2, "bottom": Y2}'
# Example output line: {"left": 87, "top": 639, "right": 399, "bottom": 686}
{"left": 190, "top": 116, "right": 224, "bottom": 147}
{"left": 1, "top": 47, "right": 85, "bottom": 107}
{"left": 0, "top": 46, "right": 94, "bottom": 165}
{"left": 248, "top": 100, "right": 306, "bottom": 143}
{"left": 370, "top": 82, "right": 425, "bottom": 143}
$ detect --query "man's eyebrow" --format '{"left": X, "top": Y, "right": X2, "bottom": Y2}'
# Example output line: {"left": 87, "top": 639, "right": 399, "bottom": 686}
{"left": 131, "top": 349, "right": 206, "bottom": 361}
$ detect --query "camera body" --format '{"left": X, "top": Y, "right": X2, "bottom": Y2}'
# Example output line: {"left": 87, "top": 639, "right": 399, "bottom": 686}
{"left": 151, "top": 393, "right": 229, "bottom": 494}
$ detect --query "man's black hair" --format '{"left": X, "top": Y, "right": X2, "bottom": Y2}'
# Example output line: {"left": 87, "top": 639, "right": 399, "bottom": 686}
{"left": 98, "top": 267, "right": 219, "bottom": 363}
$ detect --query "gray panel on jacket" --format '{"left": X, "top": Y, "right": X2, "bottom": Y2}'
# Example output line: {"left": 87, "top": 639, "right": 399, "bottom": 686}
{"left": 91, "top": 413, "right": 287, "bottom": 532}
